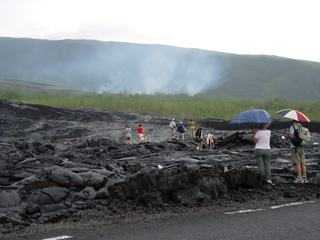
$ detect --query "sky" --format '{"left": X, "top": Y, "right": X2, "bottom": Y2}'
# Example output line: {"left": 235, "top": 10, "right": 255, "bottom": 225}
{"left": 1, "top": 0, "right": 320, "bottom": 62}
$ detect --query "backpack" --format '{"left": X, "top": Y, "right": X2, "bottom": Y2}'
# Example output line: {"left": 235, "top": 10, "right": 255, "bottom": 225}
{"left": 292, "top": 124, "right": 311, "bottom": 146}
{"left": 298, "top": 126, "right": 311, "bottom": 142}
{"left": 177, "top": 124, "right": 185, "bottom": 133}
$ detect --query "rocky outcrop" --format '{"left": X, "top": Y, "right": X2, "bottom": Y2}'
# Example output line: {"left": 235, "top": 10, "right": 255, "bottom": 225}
{"left": 0, "top": 101, "right": 319, "bottom": 234}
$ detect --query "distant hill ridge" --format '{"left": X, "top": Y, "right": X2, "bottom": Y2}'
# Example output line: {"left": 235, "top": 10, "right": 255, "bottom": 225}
{"left": 0, "top": 37, "right": 319, "bottom": 100}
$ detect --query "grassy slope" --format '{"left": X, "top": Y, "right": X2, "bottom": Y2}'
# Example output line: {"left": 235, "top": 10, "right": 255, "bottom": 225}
{"left": 208, "top": 56, "right": 320, "bottom": 101}
{"left": 1, "top": 37, "right": 320, "bottom": 100}
{"left": 1, "top": 88, "right": 319, "bottom": 121}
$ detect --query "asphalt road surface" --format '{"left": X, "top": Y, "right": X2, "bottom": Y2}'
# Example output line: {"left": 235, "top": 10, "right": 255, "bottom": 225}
{"left": 6, "top": 201, "right": 320, "bottom": 240}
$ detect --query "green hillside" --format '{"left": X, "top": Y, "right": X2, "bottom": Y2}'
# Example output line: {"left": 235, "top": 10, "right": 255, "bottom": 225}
{"left": 0, "top": 37, "right": 319, "bottom": 100}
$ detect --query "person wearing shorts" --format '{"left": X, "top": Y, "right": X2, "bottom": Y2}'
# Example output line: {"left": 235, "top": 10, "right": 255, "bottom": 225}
{"left": 289, "top": 121, "right": 308, "bottom": 183}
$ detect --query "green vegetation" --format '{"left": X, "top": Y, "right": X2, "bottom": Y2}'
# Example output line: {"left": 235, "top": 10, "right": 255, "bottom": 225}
{"left": 1, "top": 37, "right": 320, "bottom": 101}
{"left": 1, "top": 88, "right": 319, "bottom": 121}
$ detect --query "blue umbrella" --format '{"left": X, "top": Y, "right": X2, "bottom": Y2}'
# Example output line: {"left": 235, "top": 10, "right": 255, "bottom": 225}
{"left": 230, "top": 109, "right": 272, "bottom": 124}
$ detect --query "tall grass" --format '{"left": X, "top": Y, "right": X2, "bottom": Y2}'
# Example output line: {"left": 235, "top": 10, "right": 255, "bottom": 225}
{"left": 1, "top": 89, "right": 319, "bottom": 121}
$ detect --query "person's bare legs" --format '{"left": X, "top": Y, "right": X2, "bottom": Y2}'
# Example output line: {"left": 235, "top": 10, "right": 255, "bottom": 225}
{"left": 296, "top": 164, "right": 302, "bottom": 178}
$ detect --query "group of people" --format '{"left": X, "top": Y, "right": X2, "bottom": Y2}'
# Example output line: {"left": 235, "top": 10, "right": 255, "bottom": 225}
{"left": 169, "top": 118, "right": 216, "bottom": 150}
{"left": 169, "top": 118, "right": 187, "bottom": 141}
{"left": 123, "top": 118, "right": 216, "bottom": 149}
{"left": 253, "top": 120, "right": 311, "bottom": 185}
{"left": 124, "top": 123, "right": 145, "bottom": 144}
{"left": 123, "top": 119, "right": 310, "bottom": 184}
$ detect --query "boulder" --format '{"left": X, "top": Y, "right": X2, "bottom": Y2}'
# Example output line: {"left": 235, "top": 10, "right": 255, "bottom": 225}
{"left": 11, "top": 175, "right": 58, "bottom": 190}
{"left": 76, "top": 187, "right": 96, "bottom": 200}
{"left": 199, "top": 176, "right": 227, "bottom": 199}
{"left": 96, "top": 186, "right": 110, "bottom": 199}
{"left": 43, "top": 166, "right": 83, "bottom": 188}
{"left": 224, "top": 169, "right": 263, "bottom": 189}
{"left": 175, "top": 187, "right": 210, "bottom": 205}
{"left": 79, "top": 171, "right": 107, "bottom": 189}
{"left": 28, "top": 187, "right": 69, "bottom": 205}
{"left": 311, "top": 173, "right": 320, "bottom": 185}
{"left": 25, "top": 203, "right": 40, "bottom": 215}
{"left": 40, "top": 203, "right": 69, "bottom": 213}
{"left": 0, "top": 190, "right": 21, "bottom": 208}
{"left": 93, "top": 168, "right": 115, "bottom": 178}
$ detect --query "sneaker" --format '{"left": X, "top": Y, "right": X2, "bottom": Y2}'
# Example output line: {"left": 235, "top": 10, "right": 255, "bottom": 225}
{"left": 266, "top": 179, "right": 274, "bottom": 185}
{"left": 302, "top": 178, "right": 309, "bottom": 184}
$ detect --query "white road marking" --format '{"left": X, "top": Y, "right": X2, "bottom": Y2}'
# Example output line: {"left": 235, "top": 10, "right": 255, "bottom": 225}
{"left": 270, "top": 201, "right": 316, "bottom": 210}
{"left": 42, "top": 236, "right": 73, "bottom": 240}
{"left": 225, "top": 201, "right": 317, "bottom": 215}
{"left": 225, "top": 208, "right": 265, "bottom": 215}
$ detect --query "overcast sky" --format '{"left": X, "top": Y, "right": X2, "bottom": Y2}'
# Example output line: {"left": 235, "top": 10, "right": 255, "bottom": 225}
{"left": 1, "top": 0, "right": 320, "bottom": 62}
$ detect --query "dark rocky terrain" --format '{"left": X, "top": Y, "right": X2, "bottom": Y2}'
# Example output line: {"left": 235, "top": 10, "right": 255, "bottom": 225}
{"left": 0, "top": 100, "right": 320, "bottom": 235}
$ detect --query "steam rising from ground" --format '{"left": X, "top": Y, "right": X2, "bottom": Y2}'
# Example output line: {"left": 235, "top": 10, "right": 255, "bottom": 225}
{"left": 94, "top": 46, "right": 222, "bottom": 95}
{"left": 0, "top": 38, "right": 222, "bottom": 95}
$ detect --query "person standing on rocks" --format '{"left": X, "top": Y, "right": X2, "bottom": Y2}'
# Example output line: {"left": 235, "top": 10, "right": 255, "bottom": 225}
{"left": 253, "top": 124, "right": 273, "bottom": 184}
{"left": 195, "top": 127, "right": 204, "bottom": 150}
{"left": 289, "top": 120, "right": 308, "bottom": 183}
{"left": 169, "top": 118, "right": 177, "bottom": 140}
{"left": 177, "top": 121, "right": 187, "bottom": 141}
{"left": 136, "top": 124, "right": 145, "bottom": 143}
{"left": 189, "top": 119, "right": 196, "bottom": 138}
{"left": 206, "top": 132, "right": 215, "bottom": 149}
{"left": 124, "top": 125, "right": 132, "bottom": 144}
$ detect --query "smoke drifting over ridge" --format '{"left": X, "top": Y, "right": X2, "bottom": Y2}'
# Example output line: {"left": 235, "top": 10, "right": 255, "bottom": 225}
{"left": 0, "top": 38, "right": 223, "bottom": 95}
{"left": 96, "top": 46, "right": 222, "bottom": 95}
{"left": 2, "top": 38, "right": 320, "bottom": 101}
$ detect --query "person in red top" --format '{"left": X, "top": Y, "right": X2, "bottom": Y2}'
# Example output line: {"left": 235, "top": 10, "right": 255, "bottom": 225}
{"left": 136, "top": 124, "right": 145, "bottom": 143}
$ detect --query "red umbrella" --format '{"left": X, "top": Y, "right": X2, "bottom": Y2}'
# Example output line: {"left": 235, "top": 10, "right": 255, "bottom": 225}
{"left": 283, "top": 110, "right": 311, "bottom": 123}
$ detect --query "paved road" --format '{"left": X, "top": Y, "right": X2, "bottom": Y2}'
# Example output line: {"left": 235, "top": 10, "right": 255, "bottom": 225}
{"left": 6, "top": 201, "right": 320, "bottom": 240}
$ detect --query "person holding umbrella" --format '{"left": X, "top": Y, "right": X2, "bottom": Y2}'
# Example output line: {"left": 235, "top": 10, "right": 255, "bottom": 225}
{"left": 283, "top": 110, "right": 311, "bottom": 183}
{"left": 253, "top": 123, "right": 273, "bottom": 184}
{"left": 231, "top": 109, "right": 273, "bottom": 184}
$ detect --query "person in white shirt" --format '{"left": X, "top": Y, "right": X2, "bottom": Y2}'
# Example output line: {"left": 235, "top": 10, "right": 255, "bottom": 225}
{"left": 253, "top": 124, "right": 273, "bottom": 184}
{"left": 206, "top": 132, "right": 215, "bottom": 149}
{"left": 169, "top": 118, "right": 177, "bottom": 140}
{"left": 124, "top": 125, "right": 132, "bottom": 144}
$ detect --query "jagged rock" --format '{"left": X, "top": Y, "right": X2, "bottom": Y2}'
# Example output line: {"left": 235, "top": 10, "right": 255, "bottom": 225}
{"left": 11, "top": 175, "right": 52, "bottom": 190}
{"left": 311, "top": 173, "right": 320, "bottom": 185}
{"left": 76, "top": 187, "right": 96, "bottom": 200}
{"left": 93, "top": 168, "right": 115, "bottom": 178}
{"left": 1, "top": 100, "right": 320, "bottom": 233}
{"left": 109, "top": 168, "right": 159, "bottom": 200}
{"left": 0, "top": 190, "right": 21, "bottom": 208}
{"left": 43, "top": 166, "right": 83, "bottom": 188}
{"left": 175, "top": 187, "right": 211, "bottom": 205}
{"left": 0, "top": 213, "right": 29, "bottom": 226}
{"left": 40, "top": 203, "right": 69, "bottom": 213}
{"left": 224, "top": 169, "right": 263, "bottom": 189}
{"left": 122, "top": 162, "right": 145, "bottom": 174}
{"left": 272, "top": 176, "right": 289, "bottom": 184}
{"left": 199, "top": 176, "right": 227, "bottom": 199}
{"left": 0, "top": 177, "right": 10, "bottom": 185}
{"left": 38, "top": 208, "right": 74, "bottom": 223}
{"left": 28, "top": 187, "right": 69, "bottom": 205}
{"left": 96, "top": 186, "right": 110, "bottom": 199}
{"left": 79, "top": 171, "right": 107, "bottom": 189}
{"left": 72, "top": 201, "right": 90, "bottom": 210}
{"left": 136, "top": 191, "right": 163, "bottom": 207}
{"left": 31, "top": 142, "right": 55, "bottom": 154}
{"left": 25, "top": 203, "right": 40, "bottom": 215}
{"left": 283, "top": 190, "right": 298, "bottom": 198}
